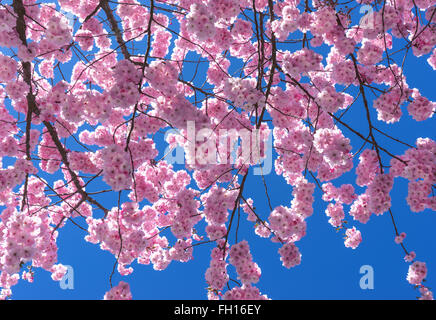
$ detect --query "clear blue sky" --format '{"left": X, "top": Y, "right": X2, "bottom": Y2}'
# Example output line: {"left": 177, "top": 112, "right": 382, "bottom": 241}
{"left": 2, "top": 1, "right": 435, "bottom": 300}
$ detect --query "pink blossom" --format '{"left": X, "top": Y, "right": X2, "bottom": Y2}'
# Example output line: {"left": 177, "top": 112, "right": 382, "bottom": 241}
{"left": 407, "top": 261, "right": 427, "bottom": 285}
{"left": 344, "top": 227, "right": 362, "bottom": 249}
{"left": 103, "top": 281, "right": 132, "bottom": 300}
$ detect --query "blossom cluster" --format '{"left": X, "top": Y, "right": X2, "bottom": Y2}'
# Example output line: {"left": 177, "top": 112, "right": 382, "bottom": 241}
{"left": 103, "top": 281, "right": 132, "bottom": 300}
{"left": 205, "top": 244, "right": 229, "bottom": 291}
{"left": 390, "top": 138, "right": 436, "bottom": 213}
{"left": 222, "top": 78, "right": 264, "bottom": 111}
{"left": 344, "top": 227, "right": 362, "bottom": 249}
{"left": 367, "top": 173, "right": 394, "bottom": 215}
{"left": 228, "top": 241, "right": 261, "bottom": 285}
{"left": 100, "top": 144, "right": 132, "bottom": 191}
{"left": 313, "top": 128, "right": 352, "bottom": 169}
{"left": 0, "top": 0, "right": 434, "bottom": 301}
{"left": 221, "top": 284, "right": 269, "bottom": 300}
{"left": 356, "top": 149, "right": 379, "bottom": 186}
{"left": 110, "top": 60, "right": 141, "bottom": 108}
{"left": 406, "top": 261, "right": 428, "bottom": 285}
{"left": 268, "top": 206, "right": 306, "bottom": 243}
{"left": 278, "top": 243, "right": 301, "bottom": 269}
{"left": 407, "top": 90, "right": 435, "bottom": 121}
{"left": 0, "top": 53, "right": 18, "bottom": 82}
{"left": 282, "top": 48, "right": 323, "bottom": 77}
{"left": 185, "top": 3, "right": 217, "bottom": 41}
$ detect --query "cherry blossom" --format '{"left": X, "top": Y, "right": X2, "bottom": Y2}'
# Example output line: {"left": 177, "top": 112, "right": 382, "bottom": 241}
{"left": 0, "top": 0, "right": 434, "bottom": 301}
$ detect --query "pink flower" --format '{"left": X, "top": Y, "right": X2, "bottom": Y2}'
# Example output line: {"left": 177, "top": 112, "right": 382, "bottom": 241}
{"left": 278, "top": 243, "right": 301, "bottom": 269}
{"left": 103, "top": 281, "right": 132, "bottom": 300}
{"left": 394, "top": 232, "right": 406, "bottom": 244}
{"left": 404, "top": 251, "right": 416, "bottom": 262}
{"left": 344, "top": 227, "right": 362, "bottom": 249}
{"left": 407, "top": 261, "right": 427, "bottom": 285}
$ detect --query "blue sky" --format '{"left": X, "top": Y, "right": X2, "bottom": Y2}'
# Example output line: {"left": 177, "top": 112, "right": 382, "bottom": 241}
{"left": 2, "top": 1, "right": 435, "bottom": 300}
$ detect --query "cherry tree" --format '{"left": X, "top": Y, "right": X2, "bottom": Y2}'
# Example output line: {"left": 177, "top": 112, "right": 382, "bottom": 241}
{"left": 0, "top": 0, "right": 435, "bottom": 300}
